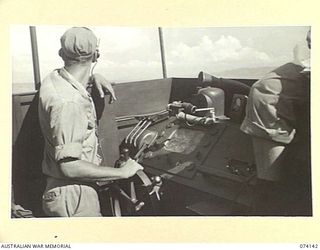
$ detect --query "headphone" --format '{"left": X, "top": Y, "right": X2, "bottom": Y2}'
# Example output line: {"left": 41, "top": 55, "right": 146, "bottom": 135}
{"left": 59, "top": 47, "right": 100, "bottom": 63}
{"left": 92, "top": 39, "right": 100, "bottom": 63}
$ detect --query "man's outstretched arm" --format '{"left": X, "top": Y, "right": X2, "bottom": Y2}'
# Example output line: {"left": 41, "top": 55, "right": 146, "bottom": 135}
{"left": 59, "top": 158, "right": 143, "bottom": 182}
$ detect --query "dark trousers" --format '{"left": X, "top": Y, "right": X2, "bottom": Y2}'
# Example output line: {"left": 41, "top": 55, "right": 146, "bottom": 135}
{"left": 253, "top": 141, "right": 312, "bottom": 216}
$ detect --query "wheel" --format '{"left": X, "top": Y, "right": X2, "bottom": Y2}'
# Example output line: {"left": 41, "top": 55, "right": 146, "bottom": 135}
{"left": 109, "top": 170, "right": 160, "bottom": 216}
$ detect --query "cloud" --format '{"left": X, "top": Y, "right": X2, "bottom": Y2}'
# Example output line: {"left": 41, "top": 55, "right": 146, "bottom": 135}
{"left": 95, "top": 35, "right": 274, "bottom": 81}
{"left": 171, "top": 35, "right": 272, "bottom": 63}
{"left": 166, "top": 35, "right": 273, "bottom": 76}
{"left": 12, "top": 27, "right": 289, "bottom": 89}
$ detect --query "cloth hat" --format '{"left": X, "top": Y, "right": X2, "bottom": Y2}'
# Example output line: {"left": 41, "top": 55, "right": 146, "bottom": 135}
{"left": 59, "top": 27, "right": 98, "bottom": 62}
{"left": 292, "top": 43, "right": 311, "bottom": 75}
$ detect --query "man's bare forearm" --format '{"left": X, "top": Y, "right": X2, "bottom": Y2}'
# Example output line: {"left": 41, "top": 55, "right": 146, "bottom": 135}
{"left": 60, "top": 160, "right": 125, "bottom": 182}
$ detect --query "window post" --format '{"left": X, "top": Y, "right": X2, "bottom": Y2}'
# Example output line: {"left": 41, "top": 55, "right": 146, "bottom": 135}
{"left": 158, "top": 27, "right": 167, "bottom": 78}
{"left": 29, "top": 26, "right": 41, "bottom": 90}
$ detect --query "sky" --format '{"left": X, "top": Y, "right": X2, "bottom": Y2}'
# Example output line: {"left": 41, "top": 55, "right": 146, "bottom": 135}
{"left": 11, "top": 25, "right": 310, "bottom": 93}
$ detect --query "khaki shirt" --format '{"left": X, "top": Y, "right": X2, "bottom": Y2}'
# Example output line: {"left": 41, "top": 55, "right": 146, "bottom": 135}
{"left": 240, "top": 62, "right": 309, "bottom": 144}
{"left": 38, "top": 68, "right": 101, "bottom": 179}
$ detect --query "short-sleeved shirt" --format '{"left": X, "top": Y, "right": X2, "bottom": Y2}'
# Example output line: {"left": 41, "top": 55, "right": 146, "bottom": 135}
{"left": 240, "top": 63, "right": 309, "bottom": 144}
{"left": 38, "top": 68, "right": 101, "bottom": 179}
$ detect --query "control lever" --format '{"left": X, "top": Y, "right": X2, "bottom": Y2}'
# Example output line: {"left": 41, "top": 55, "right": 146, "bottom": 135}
{"left": 102, "top": 145, "right": 163, "bottom": 212}
{"left": 111, "top": 148, "right": 146, "bottom": 212}
{"left": 130, "top": 133, "right": 163, "bottom": 200}
{"left": 111, "top": 183, "right": 145, "bottom": 212}
{"left": 128, "top": 146, "right": 163, "bottom": 202}
{"left": 125, "top": 119, "right": 144, "bottom": 144}
{"left": 149, "top": 176, "right": 163, "bottom": 200}
{"left": 120, "top": 148, "right": 130, "bottom": 162}
{"left": 194, "top": 107, "right": 230, "bottom": 122}
{"left": 167, "top": 101, "right": 196, "bottom": 115}
{"left": 113, "top": 148, "right": 130, "bottom": 169}
{"left": 134, "top": 130, "right": 159, "bottom": 162}
{"left": 96, "top": 148, "right": 145, "bottom": 212}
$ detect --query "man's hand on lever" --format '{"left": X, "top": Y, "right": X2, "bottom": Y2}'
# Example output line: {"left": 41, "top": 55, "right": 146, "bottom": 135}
{"left": 91, "top": 73, "right": 117, "bottom": 103}
{"left": 95, "top": 158, "right": 143, "bottom": 187}
{"left": 119, "top": 158, "right": 144, "bottom": 179}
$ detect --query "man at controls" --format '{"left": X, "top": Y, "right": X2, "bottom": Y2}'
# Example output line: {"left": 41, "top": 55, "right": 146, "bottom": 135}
{"left": 38, "top": 27, "right": 143, "bottom": 217}
{"left": 240, "top": 30, "right": 311, "bottom": 215}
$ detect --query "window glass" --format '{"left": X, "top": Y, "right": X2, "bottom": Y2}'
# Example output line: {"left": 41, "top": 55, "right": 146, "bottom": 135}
{"left": 163, "top": 26, "right": 310, "bottom": 79}
{"left": 11, "top": 26, "right": 35, "bottom": 93}
{"left": 12, "top": 25, "right": 310, "bottom": 93}
{"left": 37, "top": 25, "right": 70, "bottom": 79}
{"left": 36, "top": 26, "right": 163, "bottom": 83}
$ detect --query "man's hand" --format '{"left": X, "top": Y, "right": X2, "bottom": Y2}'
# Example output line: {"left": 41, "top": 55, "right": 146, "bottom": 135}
{"left": 119, "top": 158, "right": 144, "bottom": 179}
{"left": 91, "top": 73, "right": 117, "bottom": 103}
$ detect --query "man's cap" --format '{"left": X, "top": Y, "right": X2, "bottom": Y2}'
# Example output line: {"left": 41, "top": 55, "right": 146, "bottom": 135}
{"left": 59, "top": 27, "right": 98, "bottom": 62}
{"left": 293, "top": 43, "right": 310, "bottom": 67}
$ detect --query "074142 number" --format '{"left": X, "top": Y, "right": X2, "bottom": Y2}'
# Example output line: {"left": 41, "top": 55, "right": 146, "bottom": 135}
{"left": 300, "top": 244, "right": 318, "bottom": 248}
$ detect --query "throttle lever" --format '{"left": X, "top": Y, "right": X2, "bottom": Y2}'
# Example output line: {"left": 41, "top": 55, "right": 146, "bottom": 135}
{"left": 115, "top": 148, "right": 130, "bottom": 168}
{"left": 149, "top": 176, "right": 163, "bottom": 200}
{"left": 121, "top": 148, "right": 130, "bottom": 161}
{"left": 111, "top": 184, "right": 145, "bottom": 212}
{"left": 118, "top": 148, "right": 146, "bottom": 211}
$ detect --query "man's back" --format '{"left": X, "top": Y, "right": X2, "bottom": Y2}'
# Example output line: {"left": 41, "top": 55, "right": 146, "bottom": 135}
{"left": 39, "top": 68, "right": 100, "bottom": 179}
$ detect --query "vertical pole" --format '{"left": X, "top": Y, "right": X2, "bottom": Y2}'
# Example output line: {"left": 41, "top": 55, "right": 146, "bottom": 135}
{"left": 29, "top": 26, "right": 41, "bottom": 90}
{"left": 158, "top": 27, "right": 167, "bottom": 78}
